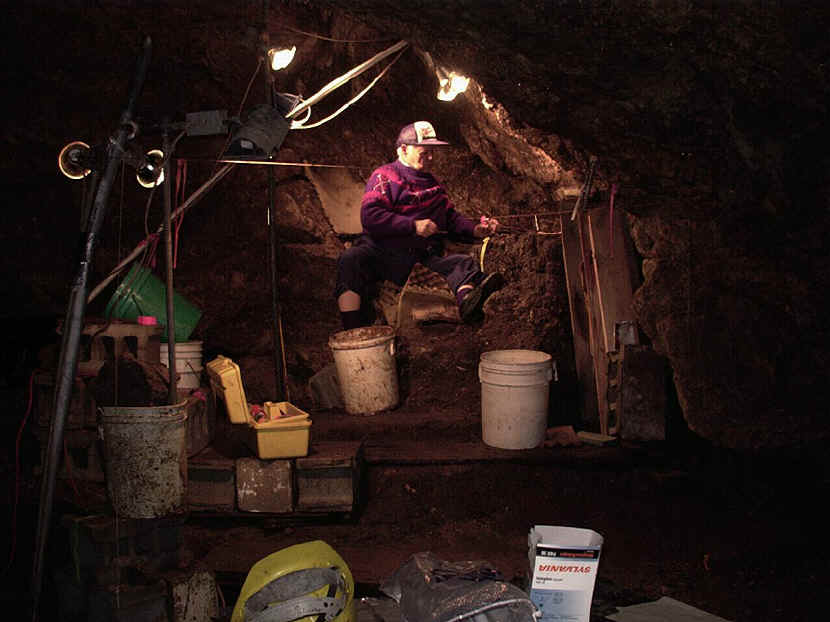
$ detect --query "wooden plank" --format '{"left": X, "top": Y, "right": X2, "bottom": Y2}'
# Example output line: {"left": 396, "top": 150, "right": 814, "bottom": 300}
{"left": 579, "top": 210, "right": 610, "bottom": 435}
{"left": 586, "top": 206, "right": 641, "bottom": 435}
{"left": 561, "top": 215, "right": 599, "bottom": 429}
{"left": 577, "top": 431, "right": 619, "bottom": 446}
{"left": 587, "top": 206, "right": 640, "bottom": 354}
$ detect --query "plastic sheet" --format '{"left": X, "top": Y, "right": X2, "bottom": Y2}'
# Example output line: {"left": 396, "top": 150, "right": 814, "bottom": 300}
{"left": 381, "top": 553, "right": 537, "bottom": 622}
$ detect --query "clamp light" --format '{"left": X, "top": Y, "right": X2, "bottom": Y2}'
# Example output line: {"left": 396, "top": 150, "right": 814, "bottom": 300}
{"left": 136, "top": 149, "right": 165, "bottom": 188}
{"left": 57, "top": 141, "right": 165, "bottom": 187}
{"left": 58, "top": 141, "right": 93, "bottom": 180}
{"left": 221, "top": 105, "right": 290, "bottom": 162}
{"left": 268, "top": 46, "right": 296, "bottom": 71}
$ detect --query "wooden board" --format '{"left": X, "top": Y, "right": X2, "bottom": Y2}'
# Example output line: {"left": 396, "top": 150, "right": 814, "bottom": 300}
{"left": 561, "top": 216, "right": 599, "bottom": 429}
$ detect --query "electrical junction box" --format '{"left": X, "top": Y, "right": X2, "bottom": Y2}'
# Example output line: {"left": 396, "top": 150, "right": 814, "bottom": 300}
{"left": 185, "top": 110, "right": 228, "bottom": 136}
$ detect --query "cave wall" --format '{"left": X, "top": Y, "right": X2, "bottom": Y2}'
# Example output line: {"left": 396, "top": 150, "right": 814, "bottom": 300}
{"left": 3, "top": 1, "right": 830, "bottom": 449}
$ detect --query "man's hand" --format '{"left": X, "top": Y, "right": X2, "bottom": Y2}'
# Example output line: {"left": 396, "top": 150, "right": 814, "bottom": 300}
{"left": 473, "top": 216, "right": 500, "bottom": 238}
{"left": 414, "top": 219, "right": 440, "bottom": 237}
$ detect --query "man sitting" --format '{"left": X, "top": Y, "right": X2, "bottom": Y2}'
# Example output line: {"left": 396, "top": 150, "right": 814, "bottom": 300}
{"left": 335, "top": 121, "right": 504, "bottom": 330}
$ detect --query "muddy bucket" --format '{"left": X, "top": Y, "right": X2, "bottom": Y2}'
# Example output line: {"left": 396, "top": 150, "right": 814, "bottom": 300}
{"left": 99, "top": 401, "right": 188, "bottom": 518}
{"left": 328, "top": 326, "right": 398, "bottom": 415}
{"left": 479, "top": 349, "right": 553, "bottom": 449}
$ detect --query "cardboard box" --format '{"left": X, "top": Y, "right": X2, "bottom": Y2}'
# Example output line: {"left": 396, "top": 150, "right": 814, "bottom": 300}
{"left": 528, "top": 525, "right": 603, "bottom": 622}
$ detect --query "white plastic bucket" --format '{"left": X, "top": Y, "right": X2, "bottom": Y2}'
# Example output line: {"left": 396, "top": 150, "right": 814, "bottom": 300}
{"left": 479, "top": 349, "right": 553, "bottom": 449}
{"left": 99, "top": 401, "right": 188, "bottom": 518}
{"left": 328, "top": 326, "right": 398, "bottom": 415}
{"left": 161, "top": 340, "right": 203, "bottom": 389}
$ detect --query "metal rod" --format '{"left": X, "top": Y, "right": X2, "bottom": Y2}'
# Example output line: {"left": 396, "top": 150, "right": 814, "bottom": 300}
{"left": 266, "top": 59, "right": 287, "bottom": 401}
{"left": 30, "top": 35, "right": 152, "bottom": 621}
{"left": 268, "top": 149, "right": 286, "bottom": 401}
{"left": 162, "top": 123, "right": 178, "bottom": 404}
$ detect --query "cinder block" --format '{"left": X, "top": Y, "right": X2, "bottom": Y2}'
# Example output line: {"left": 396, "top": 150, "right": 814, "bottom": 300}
{"left": 88, "top": 580, "right": 169, "bottom": 622}
{"left": 188, "top": 449, "right": 235, "bottom": 512}
{"left": 164, "top": 569, "right": 219, "bottom": 622}
{"left": 295, "top": 441, "right": 363, "bottom": 513}
{"left": 60, "top": 514, "right": 183, "bottom": 579}
{"left": 236, "top": 457, "right": 293, "bottom": 513}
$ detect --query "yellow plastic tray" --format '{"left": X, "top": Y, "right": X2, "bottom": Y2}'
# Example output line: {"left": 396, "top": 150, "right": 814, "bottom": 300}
{"left": 263, "top": 401, "right": 310, "bottom": 424}
{"left": 206, "top": 355, "right": 248, "bottom": 424}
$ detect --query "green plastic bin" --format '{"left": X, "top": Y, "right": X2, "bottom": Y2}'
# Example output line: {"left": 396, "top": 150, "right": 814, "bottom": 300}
{"left": 104, "top": 263, "right": 202, "bottom": 342}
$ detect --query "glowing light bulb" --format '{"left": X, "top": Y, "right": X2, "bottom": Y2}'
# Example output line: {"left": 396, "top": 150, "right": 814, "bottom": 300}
{"left": 137, "top": 149, "right": 165, "bottom": 188}
{"left": 437, "top": 71, "right": 470, "bottom": 102}
{"left": 268, "top": 46, "right": 296, "bottom": 71}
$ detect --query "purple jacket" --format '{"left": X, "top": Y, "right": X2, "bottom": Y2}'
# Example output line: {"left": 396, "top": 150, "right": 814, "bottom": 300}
{"left": 360, "top": 159, "right": 476, "bottom": 250}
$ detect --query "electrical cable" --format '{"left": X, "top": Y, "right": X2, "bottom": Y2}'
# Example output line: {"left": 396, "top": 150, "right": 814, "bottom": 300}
{"left": 276, "top": 24, "right": 400, "bottom": 44}
{"left": 441, "top": 598, "right": 539, "bottom": 622}
{"left": 285, "top": 39, "right": 408, "bottom": 120}
{"left": 291, "top": 47, "right": 405, "bottom": 130}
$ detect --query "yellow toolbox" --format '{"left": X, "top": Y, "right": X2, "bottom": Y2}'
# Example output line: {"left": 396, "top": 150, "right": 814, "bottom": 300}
{"left": 206, "top": 356, "right": 311, "bottom": 459}
{"left": 245, "top": 411, "right": 311, "bottom": 459}
{"left": 206, "top": 355, "right": 249, "bottom": 423}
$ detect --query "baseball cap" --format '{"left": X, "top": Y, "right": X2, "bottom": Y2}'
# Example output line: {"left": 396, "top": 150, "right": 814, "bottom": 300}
{"left": 395, "top": 121, "right": 450, "bottom": 146}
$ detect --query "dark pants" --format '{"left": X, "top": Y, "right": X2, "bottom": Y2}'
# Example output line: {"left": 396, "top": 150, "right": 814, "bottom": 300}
{"left": 335, "top": 236, "right": 480, "bottom": 306}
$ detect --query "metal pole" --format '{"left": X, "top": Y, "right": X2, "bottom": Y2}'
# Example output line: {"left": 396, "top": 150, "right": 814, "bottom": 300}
{"left": 31, "top": 36, "right": 152, "bottom": 621}
{"left": 162, "top": 123, "right": 178, "bottom": 404}
{"left": 267, "top": 148, "right": 287, "bottom": 401}
{"left": 262, "top": 13, "right": 287, "bottom": 401}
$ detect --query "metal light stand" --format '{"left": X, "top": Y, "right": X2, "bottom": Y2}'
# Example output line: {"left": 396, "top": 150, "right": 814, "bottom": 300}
{"left": 264, "top": 35, "right": 288, "bottom": 402}
{"left": 30, "top": 36, "right": 153, "bottom": 621}
{"left": 162, "top": 122, "right": 179, "bottom": 404}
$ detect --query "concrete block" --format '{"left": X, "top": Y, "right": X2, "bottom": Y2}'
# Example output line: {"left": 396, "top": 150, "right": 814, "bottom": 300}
{"left": 619, "top": 345, "right": 667, "bottom": 441}
{"left": 88, "top": 580, "right": 169, "bottom": 622}
{"left": 188, "top": 448, "right": 235, "bottom": 512}
{"left": 164, "top": 569, "right": 219, "bottom": 622}
{"left": 296, "top": 441, "right": 363, "bottom": 513}
{"left": 236, "top": 457, "right": 293, "bottom": 513}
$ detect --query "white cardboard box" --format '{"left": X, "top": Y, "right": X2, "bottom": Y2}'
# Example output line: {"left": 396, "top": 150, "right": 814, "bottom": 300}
{"left": 528, "top": 525, "right": 604, "bottom": 622}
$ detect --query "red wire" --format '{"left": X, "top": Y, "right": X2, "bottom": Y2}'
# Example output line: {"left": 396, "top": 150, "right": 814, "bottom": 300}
{"left": 63, "top": 438, "right": 83, "bottom": 509}
{"left": 5, "top": 370, "right": 36, "bottom": 574}
{"left": 609, "top": 183, "right": 618, "bottom": 259}
{"left": 173, "top": 160, "right": 186, "bottom": 269}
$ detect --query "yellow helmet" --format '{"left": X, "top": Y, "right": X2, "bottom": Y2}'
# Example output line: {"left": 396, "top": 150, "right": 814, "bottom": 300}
{"left": 231, "top": 540, "right": 356, "bottom": 622}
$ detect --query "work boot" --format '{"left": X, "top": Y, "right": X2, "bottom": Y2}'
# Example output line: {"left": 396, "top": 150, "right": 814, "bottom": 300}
{"left": 459, "top": 273, "right": 505, "bottom": 323}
